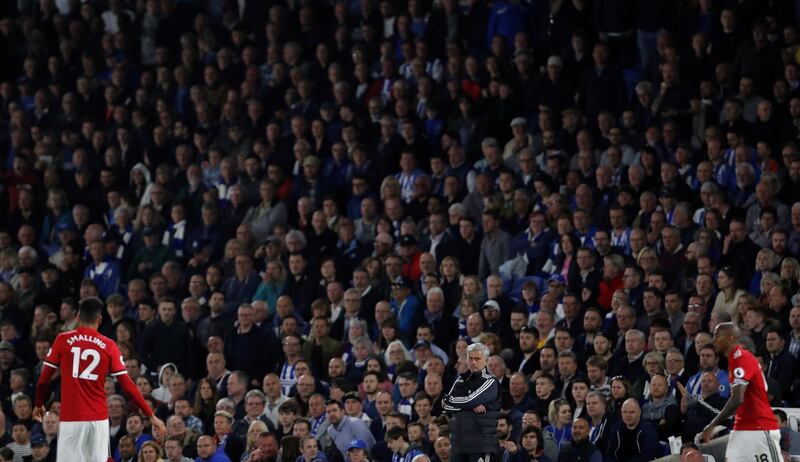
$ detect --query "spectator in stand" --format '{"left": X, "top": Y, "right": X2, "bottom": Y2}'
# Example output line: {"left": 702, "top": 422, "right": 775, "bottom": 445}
{"left": 605, "top": 399, "right": 661, "bottom": 462}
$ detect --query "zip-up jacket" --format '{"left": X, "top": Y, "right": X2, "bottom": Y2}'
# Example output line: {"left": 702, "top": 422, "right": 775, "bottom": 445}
{"left": 442, "top": 368, "right": 500, "bottom": 454}
{"left": 605, "top": 418, "right": 661, "bottom": 462}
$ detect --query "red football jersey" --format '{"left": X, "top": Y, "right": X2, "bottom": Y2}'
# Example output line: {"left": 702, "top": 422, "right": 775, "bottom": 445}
{"left": 728, "top": 345, "right": 779, "bottom": 431}
{"left": 44, "top": 327, "right": 127, "bottom": 422}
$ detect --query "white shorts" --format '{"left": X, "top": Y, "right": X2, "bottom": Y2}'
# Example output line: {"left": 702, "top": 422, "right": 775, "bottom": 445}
{"left": 57, "top": 420, "right": 110, "bottom": 462}
{"left": 725, "top": 430, "right": 782, "bottom": 462}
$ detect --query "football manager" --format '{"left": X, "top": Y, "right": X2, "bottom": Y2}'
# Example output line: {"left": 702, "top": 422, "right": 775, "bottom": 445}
{"left": 442, "top": 343, "right": 501, "bottom": 462}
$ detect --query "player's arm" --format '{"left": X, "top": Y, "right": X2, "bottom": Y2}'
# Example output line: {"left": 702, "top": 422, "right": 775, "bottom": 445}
{"left": 117, "top": 373, "right": 166, "bottom": 437}
{"left": 108, "top": 342, "right": 166, "bottom": 437}
{"left": 33, "top": 365, "right": 56, "bottom": 421}
{"left": 701, "top": 381, "right": 745, "bottom": 442}
{"left": 34, "top": 341, "right": 61, "bottom": 420}
{"left": 442, "top": 376, "right": 499, "bottom": 410}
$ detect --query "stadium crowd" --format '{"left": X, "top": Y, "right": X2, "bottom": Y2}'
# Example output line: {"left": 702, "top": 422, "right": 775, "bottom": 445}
{"left": 4, "top": 0, "right": 800, "bottom": 461}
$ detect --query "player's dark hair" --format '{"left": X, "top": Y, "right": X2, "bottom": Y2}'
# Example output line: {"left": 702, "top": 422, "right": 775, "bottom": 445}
{"left": 78, "top": 297, "right": 104, "bottom": 324}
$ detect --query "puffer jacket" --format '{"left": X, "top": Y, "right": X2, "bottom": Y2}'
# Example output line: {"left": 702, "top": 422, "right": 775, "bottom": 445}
{"left": 442, "top": 368, "right": 501, "bottom": 454}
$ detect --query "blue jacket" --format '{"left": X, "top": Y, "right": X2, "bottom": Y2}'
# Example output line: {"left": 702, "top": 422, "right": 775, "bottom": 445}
{"left": 511, "top": 228, "right": 556, "bottom": 275}
{"left": 196, "top": 447, "right": 232, "bottom": 462}
{"left": 222, "top": 271, "right": 261, "bottom": 312}
{"left": 84, "top": 258, "right": 121, "bottom": 298}
{"left": 486, "top": 1, "right": 525, "bottom": 48}
{"left": 391, "top": 295, "right": 421, "bottom": 340}
{"left": 686, "top": 368, "right": 730, "bottom": 399}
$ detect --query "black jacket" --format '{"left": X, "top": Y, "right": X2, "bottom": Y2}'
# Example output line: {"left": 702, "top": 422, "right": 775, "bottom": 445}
{"left": 557, "top": 438, "right": 602, "bottom": 462}
{"left": 443, "top": 367, "right": 500, "bottom": 455}
{"left": 605, "top": 419, "right": 662, "bottom": 462}
{"left": 138, "top": 319, "right": 196, "bottom": 378}
{"left": 764, "top": 349, "right": 798, "bottom": 402}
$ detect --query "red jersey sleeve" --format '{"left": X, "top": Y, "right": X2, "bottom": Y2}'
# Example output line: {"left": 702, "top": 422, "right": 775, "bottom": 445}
{"left": 43, "top": 335, "right": 62, "bottom": 370}
{"left": 729, "top": 346, "right": 757, "bottom": 386}
{"left": 106, "top": 340, "right": 127, "bottom": 377}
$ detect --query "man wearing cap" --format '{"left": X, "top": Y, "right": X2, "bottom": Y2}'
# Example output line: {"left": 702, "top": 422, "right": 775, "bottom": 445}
{"left": 398, "top": 235, "right": 422, "bottom": 283}
{"left": 503, "top": 118, "right": 533, "bottom": 165}
{"left": 482, "top": 301, "right": 511, "bottom": 340}
{"left": 413, "top": 340, "right": 435, "bottom": 369}
{"left": 347, "top": 439, "right": 370, "bottom": 462}
{"left": 343, "top": 392, "right": 383, "bottom": 439}
{"left": 389, "top": 280, "right": 421, "bottom": 340}
{"left": 28, "top": 433, "right": 50, "bottom": 461}
{"left": 128, "top": 225, "right": 174, "bottom": 280}
{"left": 537, "top": 56, "right": 572, "bottom": 115}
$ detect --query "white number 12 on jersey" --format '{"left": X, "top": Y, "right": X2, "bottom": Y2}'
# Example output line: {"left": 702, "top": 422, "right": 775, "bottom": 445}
{"left": 70, "top": 347, "right": 100, "bottom": 380}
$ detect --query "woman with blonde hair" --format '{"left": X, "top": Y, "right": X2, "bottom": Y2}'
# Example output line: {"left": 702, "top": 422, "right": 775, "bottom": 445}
{"left": 461, "top": 275, "right": 485, "bottom": 305}
{"left": 779, "top": 257, "right": 800, "bottom": 293}
{"left": 380, "top": 176, "right": 402, "bottom": 201}
{"left": 246, "top": 420, "right": 270, "bottom": 453}
{"left": 133, "top": 203, "right": 166, "bottom": 231}
{"left": 750, "top": 248, "right": 778, "bottom": 294}
{"left": 632, "top": 351, "right": 666, "bottom": 400}
{"left": 137, "top": 440, "right": 164, "bottom": 462}
{"left": 544, "top": 399, "right": 573, "bottom": 450}
{"left": 481, "top": 333, "right": 502, "bottom": 355}
{"left": 758, "top": 272, "right": 780, "bottom": 305}
{"left": 384, "top": 339, "right": 412, "bottom": 380}
{"left": 734, "top": 293, "right": 759, "bottom": 330}
{"left": 635, "top": 247, "right": 659, "bottom": 278}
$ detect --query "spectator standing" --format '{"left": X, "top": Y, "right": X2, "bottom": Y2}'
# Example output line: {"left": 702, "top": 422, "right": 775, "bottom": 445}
{"left": 224, "top": 304, "right": 277, "bottom": 387}
{"left": 442, "top": 343, "right": 500, "bottom": 462}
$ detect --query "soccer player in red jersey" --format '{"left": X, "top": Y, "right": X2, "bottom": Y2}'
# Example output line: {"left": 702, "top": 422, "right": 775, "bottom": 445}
{"left": 701, "top": 323, "right": 781, "bottom": 462}
{"left": 33, "top": 297, "right": 166, "bottom": 461}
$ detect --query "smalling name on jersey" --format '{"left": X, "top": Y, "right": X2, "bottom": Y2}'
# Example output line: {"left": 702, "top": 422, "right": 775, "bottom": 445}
{"left": 65, "top": 334, "right": 107, "bottom": 349}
